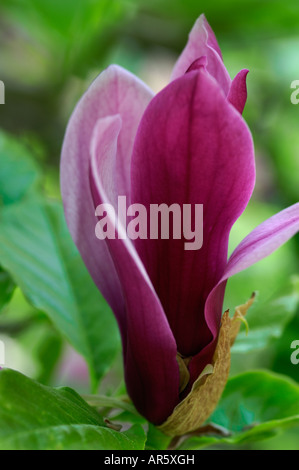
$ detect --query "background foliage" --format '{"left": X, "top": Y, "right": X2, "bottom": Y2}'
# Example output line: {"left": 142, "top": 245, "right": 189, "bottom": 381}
{"left": 0, "top": 0, "right": 298, "bottom": 450}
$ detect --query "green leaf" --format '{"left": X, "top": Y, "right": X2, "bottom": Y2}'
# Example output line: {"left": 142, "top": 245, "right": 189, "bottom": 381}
{"left": 232, "top": 277, "right": 299, "bottom": 354}
{"left": 0, "top": 131, "right": 41, "bottom": 205}
{"left": 0, "top": 267, "right": 15, "bottom": 312}
{"left": 83, "top": 394, "right": 139, "bottom": 416}
{"left": 1, "top": 424, "right": 147, "bottom": 451}
{"left": 25, "top": 323, "right": 64, "bottom": 385}
{"left": 0, "top": 198, "right": 121, "bottom": 388}
{"left": 145, "top": 423, "right": 172, "bottom": 450}
{"left": 110, "top": 409, "right": 147, "bottom": 426}
{"left": 178, "top": 370, "right": 299, "bottom": 449}
{"left": 0, "top": 0, "right": 135, "bottom": 81}
{"left": 0, "top": 368, "right": 146, "bottom": 450}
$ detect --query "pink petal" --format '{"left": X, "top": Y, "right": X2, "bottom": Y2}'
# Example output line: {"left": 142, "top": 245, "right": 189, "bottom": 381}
{"left": 171, "top": 14, "right": 231, "bottom": 94}
{"left": 186, "top": 56, "right": 208, "bottom": 73}
{"left": 228, "top": 69, "right": 249, "bottom": 114}
{"left": 189, "top": 202, "right": 299, "bottom": 383}
{"left": 131, "top": 68, "right": 255, "bottom": 359}
{"left": 60, "top": 65, "right": 153, "bottom": 321}
{"left": 90, "top": 116, "right": 180, "bottom": 424}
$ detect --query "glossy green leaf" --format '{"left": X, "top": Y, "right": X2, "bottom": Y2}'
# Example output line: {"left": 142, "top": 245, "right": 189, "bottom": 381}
{"left": 0, "top": 368, "right": 146, "bottom": 450}
{"left": 0, "top": 198, "right": 121, "bottom": 388}
{"left": 177, "top": 370, "right": 299, "bottom": 449}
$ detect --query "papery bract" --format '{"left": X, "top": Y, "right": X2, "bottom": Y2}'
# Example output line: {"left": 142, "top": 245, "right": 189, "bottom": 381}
{"left": 61, "top": 14, "right": 299, "bottom": 431}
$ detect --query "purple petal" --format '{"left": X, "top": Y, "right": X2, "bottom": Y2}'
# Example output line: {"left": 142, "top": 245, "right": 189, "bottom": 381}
{"left": 189, "top": 202, "right": 299, "bottom": 383}
{"left": 228, "top": 69, "right": 249, "bottom": 114}
{"left": 171, "top": 14, "right": 231, "bottom": 94}
{"left": 131, "top": 68, "right": 255, "bottom": 359}
{"left": 60, "top": 65, "right": 153, "bottom": 321}
{"left": 90, "top": 116, "right": 180, "bottom": 424}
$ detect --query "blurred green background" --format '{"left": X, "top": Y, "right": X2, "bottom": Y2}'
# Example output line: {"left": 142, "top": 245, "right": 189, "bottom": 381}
{"left": 0, "top": 0, "right": 299, "bottom": 450}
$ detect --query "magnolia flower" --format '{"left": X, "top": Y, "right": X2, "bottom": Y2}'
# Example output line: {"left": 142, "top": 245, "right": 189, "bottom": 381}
{"left": 60, "top": 14, "right": 299, "bottom": 435}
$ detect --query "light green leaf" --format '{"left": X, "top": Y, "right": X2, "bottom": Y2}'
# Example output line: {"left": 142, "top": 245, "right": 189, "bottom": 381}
{"left": 83, "top": 394, "right": 139, "bottom": 416}
{"left": 0, "top": 198, "right": 121, "bottom": 388}
{"left": 178, "top": 370, "right": 299, "bottom": 449}
{"left": 0, "top": 368, "right": 145, "bottom": 450}
{"left": 1, "top": 424, "right": 147, "bottom": 451}
{"left": 145, "top": 423, "right": 172, "bottom": 450}
{"left": 0, "top": 131, "right": 41, "bottom": 205}
{"left": 232, "top": 278, "right": 299, "bottom": 353}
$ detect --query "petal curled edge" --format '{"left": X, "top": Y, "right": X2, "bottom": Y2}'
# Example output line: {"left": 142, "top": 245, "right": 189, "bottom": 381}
{"left": 171, "top": 14, "right": 231, "bottom": 94}
{"left": 90, "top": 116, "right": 180, "bottom": 425}
{"left": 189, "top": 202, "right": 299, "bottom": 383}
{"left": 60, "top": 65, "right": 153, "bottom": 319}
{"left": 228, "top": 69, "right": 249, "bottom": 114}
{"left": 131, "top": 69, "right": 255, "bottom": 358}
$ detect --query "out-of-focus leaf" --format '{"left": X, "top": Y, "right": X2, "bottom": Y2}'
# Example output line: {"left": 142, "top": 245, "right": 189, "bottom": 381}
{"left": 0, "top": 131, "right": 41, "bottom": 205}
{"left": 24, "top": 324, "right": 64, "bottom": 385}
{"left": 177, "top": 370, "right": 299, "bottom": 449}
{"left": 231, "top": 277, "right": 299, "bottom": 354}
{"left": 0, "top": 267, "right": 15, "bottom": 312}
{"left": 130, "top": 0, "right": 299, "bottom": 46}
{"left": 268, "top": 109, "right": 299, "bottom": 206}
{"left": 0, "top": 0, "right": 135, "bottom": 82}
{"left": 226, "top": 202, "right": 298, "bottom": 312}
{"left": 0, "top": 198, "right": 121, "bottom": 389}
{"left": 0, "top": 368, "right": 146, "bottom": 450}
